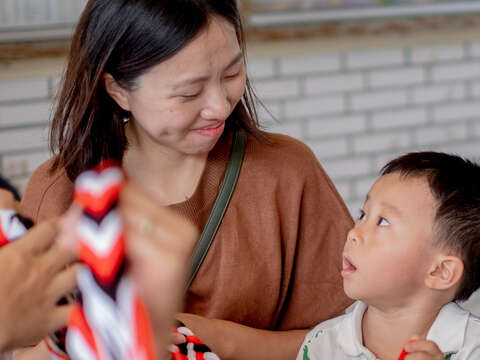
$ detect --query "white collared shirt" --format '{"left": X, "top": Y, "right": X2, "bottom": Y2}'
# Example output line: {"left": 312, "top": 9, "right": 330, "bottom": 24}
{"left": 297, "top": 301, "right": 480, "bottom": 360}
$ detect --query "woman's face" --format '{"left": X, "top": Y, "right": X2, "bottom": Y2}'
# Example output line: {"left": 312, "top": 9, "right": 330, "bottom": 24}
{"left": 108, "top": 16, "right": 246, "bottom": 156}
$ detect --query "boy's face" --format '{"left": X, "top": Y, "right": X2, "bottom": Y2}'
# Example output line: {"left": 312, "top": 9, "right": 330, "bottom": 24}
{"left": 342, "top": 172, "right": 438, "bottom": 307}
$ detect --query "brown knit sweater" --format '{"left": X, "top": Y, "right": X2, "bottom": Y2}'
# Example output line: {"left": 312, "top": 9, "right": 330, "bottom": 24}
{"left": 21, "top": 132, "right": 353, "bottom": 331}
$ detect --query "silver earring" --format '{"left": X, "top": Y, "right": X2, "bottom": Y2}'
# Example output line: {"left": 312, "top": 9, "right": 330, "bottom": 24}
{"left": 123, "top": 116, "right": 130, "bottom": 124}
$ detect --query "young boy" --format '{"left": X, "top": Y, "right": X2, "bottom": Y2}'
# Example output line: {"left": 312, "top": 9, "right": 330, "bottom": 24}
{"left": 298, "top": 152, "right": 480, "bottom": 360}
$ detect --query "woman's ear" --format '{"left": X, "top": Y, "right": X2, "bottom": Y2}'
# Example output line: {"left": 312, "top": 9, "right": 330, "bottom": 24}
{"left": 425, "top": 255, "right": 464, "bottom": 291}
{"left": 103, "top": 73, "right": 131, "bottom": 111}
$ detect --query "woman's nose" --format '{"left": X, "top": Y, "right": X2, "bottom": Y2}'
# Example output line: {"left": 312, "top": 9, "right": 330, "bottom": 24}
{"left": 201, "top": 86, "right": 231, "bottom": 120}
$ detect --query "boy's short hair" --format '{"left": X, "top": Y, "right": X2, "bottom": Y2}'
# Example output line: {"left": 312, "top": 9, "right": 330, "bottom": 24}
{"left": 0, "top": 175, "right": 21, "bottom": 201}
{"left": 381, "top": 151, "right": 480, "bottom": 302}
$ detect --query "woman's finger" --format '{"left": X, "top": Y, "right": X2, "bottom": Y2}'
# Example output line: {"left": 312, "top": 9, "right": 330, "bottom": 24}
{"left": 48, "top": 304, "right": 76, "bottom": 335}
{"left": 42, "top": 244, "right": 78, "bottom": 275}
{"left": 14, "top": 219, "right": 59, "bottom": 255}
{"left": 48, "top": 263, "right": 79, "bottom": 303}
{"left": 56, "top": 205, "right": 82, "bottom": 251}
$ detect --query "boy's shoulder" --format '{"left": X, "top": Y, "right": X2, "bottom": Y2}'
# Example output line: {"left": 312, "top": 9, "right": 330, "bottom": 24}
{"left": 305, "top": 312, "right": 350, "bottom": 342}
{"left": 302, "top": 302, "right": 363, "bottom": 349}
{"left": 298, "top": 303, "right": 365, "bottom": 360}
{"left": 464, "top": 307, "right": 480, "bottom": 344}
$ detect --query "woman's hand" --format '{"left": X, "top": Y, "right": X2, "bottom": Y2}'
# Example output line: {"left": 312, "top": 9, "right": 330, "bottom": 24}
{"left": 57, "top": 182, "right": 197, "bottom": 358}
{"left": 120, "top": 182, "right": 198, "bottom": 357}
{"left": 176, "top": 313, "right": 308, "bottom": 360}
{"left": 0, "top": 219, "right": 78, "bottom": 352}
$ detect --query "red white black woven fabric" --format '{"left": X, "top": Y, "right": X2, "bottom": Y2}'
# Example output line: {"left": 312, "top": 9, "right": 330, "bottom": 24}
{"left": 0, "top": 164, "right": 220, "bottom": 360}
{"left": 0, "top": 209, "right": 27, "bottom": 246}
{"left": 65, "top": 163, "right": 156, "bottom": 360}
{"left": 169, "top": 324, "right": 220, "bottom": 360}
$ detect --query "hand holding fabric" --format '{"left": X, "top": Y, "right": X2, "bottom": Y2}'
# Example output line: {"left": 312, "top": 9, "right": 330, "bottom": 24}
{"left": 0, "top": 219, "right": 78, "bottom": 351}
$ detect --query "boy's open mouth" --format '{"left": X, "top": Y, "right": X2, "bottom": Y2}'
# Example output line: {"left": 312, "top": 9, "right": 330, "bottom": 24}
{"left": 342, "top": 254, "right": 357, "bottom": 274}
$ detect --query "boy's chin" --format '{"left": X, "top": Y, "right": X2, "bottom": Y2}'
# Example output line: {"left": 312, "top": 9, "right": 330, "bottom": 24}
{"left": 343, "top": 283, "right": 360, "bottom": 301}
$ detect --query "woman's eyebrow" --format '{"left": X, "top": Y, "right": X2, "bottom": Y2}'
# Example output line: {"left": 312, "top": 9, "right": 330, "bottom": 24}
{"left": 172, "top": 53, "right": 243, "bottom": 90}
{"left": 225, "top": 53, "right": 243, "bottom": 69}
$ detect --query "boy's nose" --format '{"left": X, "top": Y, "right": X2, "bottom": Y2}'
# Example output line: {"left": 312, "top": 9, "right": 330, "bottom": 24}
{"left": 346, "top": 227, "right": 361, "bottom": 245}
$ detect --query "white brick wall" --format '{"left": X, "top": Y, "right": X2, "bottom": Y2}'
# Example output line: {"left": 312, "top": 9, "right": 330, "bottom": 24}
{"left": 247, "top": 59, "right": 276, "bottom": 79}
{"left": 471, "top": 41, "right": 480, "bottom": 58}
{"left": 412, "top": 83, "right": 465, "bottom": 104}
{"left": 414, "top": 123, "right": 469, "bottom": 146}
{"left": 306, "top": 114, "right": 367, "bottom": 138}
{"left": 309, "top": 137, "right": 349, "bottom": 159}
{"left": 351, "top": 89, "right": 408, "bottom": 111}
{"left": 410, "top": 44, "right": 465, "bottom": 64}
{"left": 346, "top": 49, "right": 404, "bottom": 69}
{"left": 285, "top": 95, "right": 344, "bottom": 118}
{"left": 353, "top": 131, "right": 411, "bottom": 154}
{"left": 2, "top": 151, "right": 50, "bottom": 177}
{"left": 2, "top": 28, "right": 480, "bottom": 315}
{"left": 279, "top": 54, "right": 340, "bottom": 75}
{"left": 0, "top": 126, "right": 48, "bottom": 152}
{"left": 0, "top": 78, "right": 49, "bottom": 102}
{"left": 0, "top": 101, "right": 52, "bottom": 127}
{"left": 433, "top": 102, "right": 480, "bottom": 123}
{"left": 322, "top": 157, "right": 371, "bottom": 179}
{"left": 432, "top": 61, "right": 480, "bottom": 82}
{"left": 474, "top": 122, "right": 480, "bottom": 137}
{"left": 305, "top": 73, "right": 364, "bottom": 95}
{"left": 247, "top": 37, "right": 480, "bottom": 216}
{"left": 253, "top": 79, "right": 300, "bottom": 100}
{"left": 371, "top": 108, "right": 428, "bottom": 130}
{"left": 368, "top": 67, "right": 426, "bottom": 89}
{"left": 1, "top": 37, "right": 480, "bottom": 216}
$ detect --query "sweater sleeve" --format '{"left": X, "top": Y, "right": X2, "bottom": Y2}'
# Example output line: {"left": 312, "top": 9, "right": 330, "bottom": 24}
{"left": 20, "top": 159, "right": 74, "bottom": 223}
{"left": 274, "top": 140, "right": 354, "bottom": 330}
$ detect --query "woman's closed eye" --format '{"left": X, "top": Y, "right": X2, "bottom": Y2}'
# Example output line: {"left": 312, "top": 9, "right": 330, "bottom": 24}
{"left": 179, "top": 92, "right": 201, "bottom": 100}
{"left": 224, "top": 71, "right": 240, "bottom": 79}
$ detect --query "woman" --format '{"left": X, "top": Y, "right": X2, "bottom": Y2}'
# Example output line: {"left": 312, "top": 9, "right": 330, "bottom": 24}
{"left": 20, "top": 0, "right": 353, "bottom": 359}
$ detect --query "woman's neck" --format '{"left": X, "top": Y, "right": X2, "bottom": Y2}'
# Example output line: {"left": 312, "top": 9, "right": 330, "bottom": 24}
{"left": 123, "top": 129, "right": 208, "bottom": 206}
{"left": 361, "top": 301, "right": 442, "bottom": 360}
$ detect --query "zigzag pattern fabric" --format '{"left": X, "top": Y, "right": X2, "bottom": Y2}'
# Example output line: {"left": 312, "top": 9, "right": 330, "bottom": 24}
{"left": 64, "top": 162, "right": 156, "bottom": 360}
{"left": 0, "top": 163, "right": 220, "bottom": 360}
{"left": 169, "top": 325, "right": 220, "bottom": 360}
{"left": 0, "top": 209, "right": 28, "bottom": 246}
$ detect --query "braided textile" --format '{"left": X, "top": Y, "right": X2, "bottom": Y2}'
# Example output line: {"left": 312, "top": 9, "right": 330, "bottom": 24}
{"left": 0, "top": 164, "right": 220, "bottom": 360}
{"left": 169, "top": 325, "right": 219, "bottom": 360}
{"left": 64, "top": 163, "right": 156, "bottom": 360}
{"left": 0, "top": 209, "right": 28, "bottom": 246}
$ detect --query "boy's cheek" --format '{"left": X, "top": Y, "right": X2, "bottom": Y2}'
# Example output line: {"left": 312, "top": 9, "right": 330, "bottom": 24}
{"left": 0, "top": 189, "right": 18, "bottom": 210}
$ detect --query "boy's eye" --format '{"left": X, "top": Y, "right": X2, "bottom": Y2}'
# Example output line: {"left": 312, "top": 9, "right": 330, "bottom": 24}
{"left": 357, "top": 209, "right": 366, "bottom": 221}
{"left": 377, "top": 217, "right": 390, "bottom": 227}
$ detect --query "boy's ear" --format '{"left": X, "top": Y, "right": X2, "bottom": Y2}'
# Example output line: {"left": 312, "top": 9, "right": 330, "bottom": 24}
{"left": 103, "top": 73, "right": 131, "bottom": 111}
{"left": 425, "top": 255, "right": 464, "bottom": 291}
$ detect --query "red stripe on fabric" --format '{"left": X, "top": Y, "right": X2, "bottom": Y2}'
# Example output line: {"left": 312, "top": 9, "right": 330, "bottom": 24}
{"left": 133, "top": 295, "right": 156, "bottom": 360}
{"left": 78, "top": 233, "right": 125, "bottom": 285}
{"left": 68, "top": 305, "right": 100, "bottom": 356}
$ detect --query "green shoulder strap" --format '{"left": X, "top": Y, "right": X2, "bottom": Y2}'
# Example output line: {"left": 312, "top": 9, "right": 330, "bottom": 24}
{"left": 445, "top": 354, "right": 452, "bottom": 360}
{"left": 184, "top": 129, "right": 247, "bottom": 292}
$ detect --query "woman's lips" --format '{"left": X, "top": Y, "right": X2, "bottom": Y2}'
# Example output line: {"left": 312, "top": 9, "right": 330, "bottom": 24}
{"left": 194, "top": 122, "right": 225, "bottom": 137}
{"left": 341, "top": 253, "right": 357, "bottom": 277}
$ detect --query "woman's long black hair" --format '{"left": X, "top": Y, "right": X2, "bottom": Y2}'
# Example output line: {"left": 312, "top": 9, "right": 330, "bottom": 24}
{"left": 51, "top": 0, "right": 265, "bottom": 180}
